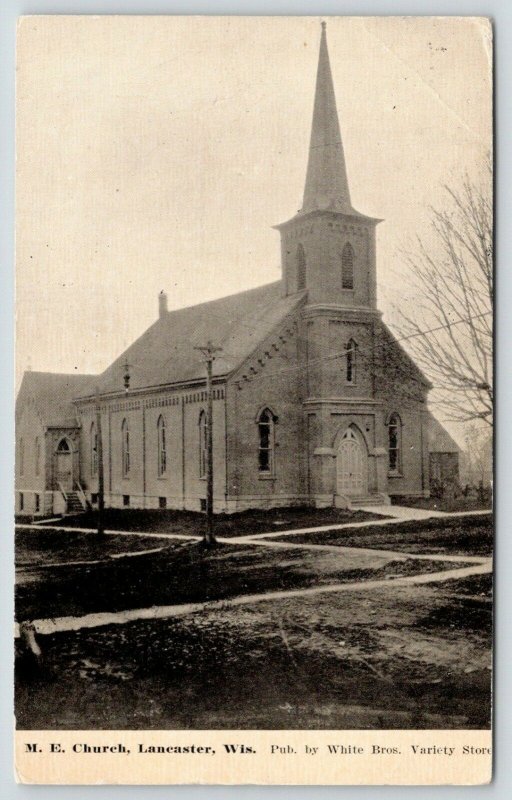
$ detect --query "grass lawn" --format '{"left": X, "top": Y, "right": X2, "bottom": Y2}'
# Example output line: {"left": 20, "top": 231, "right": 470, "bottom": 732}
{"left": 38, "top": 506, "right": 386, "bottom": 536}
{"left": 15, "top": 530, "right": 460, "bottom": 622}
{"left": 15, "top": 576, "right": 492, "bottom": 730}
{"left": 391, "top": 495, "right": 491, "bottom": 513}
{"left": 15, "top": 515, "right": 491, "bottom": 730}
{"left": 16, "top": 530, "right": 165, "bottom": 569}
{"left": 269, "top": 514, "right": 493, "bottom": 556}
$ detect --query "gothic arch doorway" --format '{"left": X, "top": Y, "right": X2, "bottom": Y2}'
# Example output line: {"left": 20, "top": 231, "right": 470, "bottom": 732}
{"left": 336, "top": 427, "right": 367, "bottom": 497}
{"left": 55, "top": 437, "right": 73, "bottom": 492}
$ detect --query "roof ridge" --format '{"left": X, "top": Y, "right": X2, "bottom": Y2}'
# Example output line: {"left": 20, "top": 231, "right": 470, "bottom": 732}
{"left": 160, "top": 280, "right": 282, "bottom": 316}
{"left": 24, "top": 370, "right": 96, "bottom": 378}
{"left": 90, "top": 280, "right": 300, "bottom": 396}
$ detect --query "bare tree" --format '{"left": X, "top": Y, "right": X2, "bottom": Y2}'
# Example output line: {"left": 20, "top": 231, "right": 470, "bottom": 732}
{"left": 396, "top": 163, "right": 493, "bottom": 425}
{"left": 460, "top": 422, "right": 492, "bottom": 487}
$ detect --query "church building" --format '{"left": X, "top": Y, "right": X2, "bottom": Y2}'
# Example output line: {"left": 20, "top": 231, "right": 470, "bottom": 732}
{"left": 16, "top": 24, "right": 442, "bottom": 517}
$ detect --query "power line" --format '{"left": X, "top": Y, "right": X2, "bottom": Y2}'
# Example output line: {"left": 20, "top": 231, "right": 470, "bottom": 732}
{"left": 99, "top": 310, "right": 491, "bottom": 403}
{"left": 231, "top": 311, "right": 492, "bottom": 385}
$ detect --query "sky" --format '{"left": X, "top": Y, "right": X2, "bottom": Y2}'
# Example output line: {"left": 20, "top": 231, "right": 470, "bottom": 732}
{"left": 16, "top": 16, "right": 492, "bottom": 439}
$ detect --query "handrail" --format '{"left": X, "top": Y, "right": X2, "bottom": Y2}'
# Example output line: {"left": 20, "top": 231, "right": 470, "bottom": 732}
{"left": 57, "top": 482, "right": 68, "bottom": 502}
{"left": 75, "top": 482, "right": 88, "bottom": 510}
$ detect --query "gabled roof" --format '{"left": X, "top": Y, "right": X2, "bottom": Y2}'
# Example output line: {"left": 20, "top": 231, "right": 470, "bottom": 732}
{"left": 82, "top": 282, "right": 305, "bottom": 398}
{"left": 379, "top": 323, "right": 432, "bottom": 388}
{"left": 427, "top": 414, "right": 461, "bottom": 454}
{"left": 16, "top": 371, "right": 95, "bottom": 427}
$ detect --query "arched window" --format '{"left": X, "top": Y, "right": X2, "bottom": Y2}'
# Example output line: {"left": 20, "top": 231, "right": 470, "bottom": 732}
{"left": 258, "top": 408, "right": 276, "bottom": 475}
{"left": 121, "top": 419, "right": 130, "bottom": 477}
{"left": 296, "top": 243, "right": 306, "bottom": 291}
{"left": 35, "top": 436, "right": 41, "bottom": 477}
{"left": 90, "top": 422, "right": 98, "bottom": 476}
{"left": 388, "top": 413, "right": 402, "bottom": 474}
{"left": 157, "top": 415, "right": 167, "bottom": 477}
{"left": 19, "top": 438, "right": 24, "bottom": 476}
{"left": 198, "top": 410, "right": 207, "bottom": 479}
{"left": 345, "top": 338, "right": 357, "bottom": 384}
{"left": 57, "top": 438, "right": 70, "bottom": 452}
{"left": 341, "top": 242, "right": 354, "bottom": 290}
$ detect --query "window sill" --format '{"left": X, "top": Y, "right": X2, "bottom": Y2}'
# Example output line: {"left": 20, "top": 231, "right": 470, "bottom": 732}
{"left": 388, "top": 471, "right": 403, "bottom": 479}
{"left": 258, "top": 473, "right": 276, "bottom": 481}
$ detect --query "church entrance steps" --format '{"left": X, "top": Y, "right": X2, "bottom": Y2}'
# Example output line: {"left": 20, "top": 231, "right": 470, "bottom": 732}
{"left": 14, "top": 556, "right": 492, "bottom": 639}
{"left": 350, "top": 494, "right": 389, "bottom": 509}
{"left": 65, "top": 491, "right": 86, "bottom": 515}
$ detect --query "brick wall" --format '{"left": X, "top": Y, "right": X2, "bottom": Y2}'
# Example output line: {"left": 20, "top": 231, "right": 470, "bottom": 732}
{"left": 280, "top": 214, "right": 377, "bottom": 309}
{"left": 15, "top": 405, "right": 47, "bottom": 514}
{"left": 225, "top": 316, "right": 307, "bottom": 510}
{"left": 373, "top": 329, "right": 430, "bottom": 497}
{"left": 78, "top": 389, "right": 227, "bottom": 511}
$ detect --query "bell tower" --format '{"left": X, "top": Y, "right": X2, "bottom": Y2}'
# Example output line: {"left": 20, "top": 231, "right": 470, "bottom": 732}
{"left": 275, "top": 22, "right": 380, "bottom": 310}
{"left": 274, "top": 23, "right": 392, "bottom": 508}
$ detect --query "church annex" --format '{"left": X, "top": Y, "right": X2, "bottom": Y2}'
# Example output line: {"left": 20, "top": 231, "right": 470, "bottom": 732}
{"left": 16, "top": 25, "right": 446, "bottom": 517}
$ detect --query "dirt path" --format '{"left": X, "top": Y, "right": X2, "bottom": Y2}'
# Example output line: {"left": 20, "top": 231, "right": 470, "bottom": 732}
{"left": 16, "top": 520, "right": 489, "bottom": 569}
{"left": 237, "top": 509, "right": 491, "bottom": 539}
{"left": 224, "top": 537, "right": 488, "bottom": 563}
{"left": 16, "top": 507, "right": 491, "bottom": 544}
{"left": 355, "top": 504, "right": 448, "bottom": 519}
{"left": 16, "top": 556, "right": 491, "bottom": 639}
{"left": 15, "top": 514, "right": 490, "bottom": 575}
{"left": 16, "top": 523, "right": 199, "bottom": 540}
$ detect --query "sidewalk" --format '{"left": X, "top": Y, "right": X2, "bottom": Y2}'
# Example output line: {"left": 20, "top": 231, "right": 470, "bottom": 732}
{"left": 16, "top": 508, "right": 491, "bottom": 544}
{"left": 15, "top": 556, "right": 491, "bottom": 638}
{"left": 359, "top": 504, "right": 449, "bottom": 520}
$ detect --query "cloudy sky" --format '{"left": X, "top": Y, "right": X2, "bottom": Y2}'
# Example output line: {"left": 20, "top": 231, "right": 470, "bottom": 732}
{"left": 16, "top": 15, "right": 491, "bottom": 434}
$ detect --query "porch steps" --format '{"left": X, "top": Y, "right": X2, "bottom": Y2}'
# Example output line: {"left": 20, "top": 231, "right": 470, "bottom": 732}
{"left": 66, "top": 491, "right": 86, "bottom": 515}
{"left": 350, "top": 494, "right": 390, "bottom": 508}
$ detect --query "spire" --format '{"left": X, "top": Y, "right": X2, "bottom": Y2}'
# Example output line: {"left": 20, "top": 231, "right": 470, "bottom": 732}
{"left": 301, "top": 22, "right": 353, "bottom": 215}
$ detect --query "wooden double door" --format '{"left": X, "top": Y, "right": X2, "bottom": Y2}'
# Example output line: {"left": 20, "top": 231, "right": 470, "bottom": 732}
{"left": 55, "top": 438, "right": 73, "bottom": 491}
{"left": 336, "top": 428, "right": 367, "bottom": 497}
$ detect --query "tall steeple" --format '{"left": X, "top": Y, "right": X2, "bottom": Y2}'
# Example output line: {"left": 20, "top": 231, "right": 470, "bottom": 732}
{"left": 276, "top": 21, "right": 379, "bottom": 307}
{"left": 301, "top": 22, "right": 354, "bottom": 215}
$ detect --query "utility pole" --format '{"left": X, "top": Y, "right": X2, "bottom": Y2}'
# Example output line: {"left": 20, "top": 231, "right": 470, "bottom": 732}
{"left": 194, "top": 341, "right": 222, "bottom": 545}
{"left": 95, "top": 386, "right": 105, "bottom": 535}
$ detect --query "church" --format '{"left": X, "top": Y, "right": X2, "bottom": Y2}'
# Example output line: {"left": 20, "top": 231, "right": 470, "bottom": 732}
{"left": 16, "top": 24, "right": 447, "bottom": 518}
